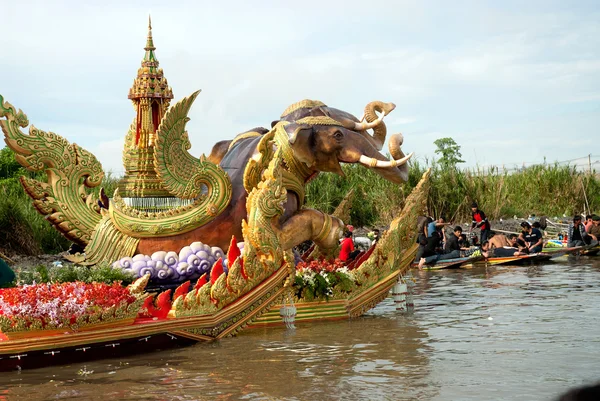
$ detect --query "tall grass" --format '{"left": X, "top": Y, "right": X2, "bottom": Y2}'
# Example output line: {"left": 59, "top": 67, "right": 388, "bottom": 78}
{"left": 305, "top": 161, "right": 600, "bottom": 227}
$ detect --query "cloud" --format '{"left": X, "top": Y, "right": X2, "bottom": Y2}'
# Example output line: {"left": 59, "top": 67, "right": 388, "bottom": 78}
{"left": 0, "top": 0, "right": 599, "bottom": 174}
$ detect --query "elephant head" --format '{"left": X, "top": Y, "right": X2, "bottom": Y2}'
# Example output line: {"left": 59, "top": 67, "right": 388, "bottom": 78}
{"left": 274, "top": 100, "right": 412, "bottom": 184}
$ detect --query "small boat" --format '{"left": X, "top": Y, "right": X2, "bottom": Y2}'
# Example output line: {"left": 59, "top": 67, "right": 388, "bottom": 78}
{"left": 411, "top": 255, "right": 483, "bottom": 270}
{"left": 581, "top": 245, "right": 600, "bottom": 256}
{"left": 542, "top": 247, "right": 582, "bottom": 259}
{"left": 481, "top": 253, "right": 552, "bottom": 266}
{"left": 542, "top": 244, "right": 600, "bottom": 258}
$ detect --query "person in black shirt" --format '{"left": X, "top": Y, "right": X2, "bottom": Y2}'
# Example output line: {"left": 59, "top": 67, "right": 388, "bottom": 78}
{"left": 520, "top": 221, "right": 543, "bottom": 253}
{"left": 567, "top": 215, "right": 591, "bottom": 247}
{"left": 445, "top": 226, "right": 470, "bottom": 255}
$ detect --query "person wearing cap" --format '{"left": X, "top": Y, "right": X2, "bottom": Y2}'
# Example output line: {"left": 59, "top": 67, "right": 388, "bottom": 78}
{"left": 520, "top": 221, "right": 544, "bottom": 253}
{"left": 568, "top": 215, "right": 592, "bottom": 247}
{"left": 471, "top": 202, "right": 491, "bottom": 243}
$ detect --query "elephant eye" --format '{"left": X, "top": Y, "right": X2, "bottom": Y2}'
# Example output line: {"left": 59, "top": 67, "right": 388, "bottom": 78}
{"left": 333, "top": 131, "right": 344, "bottom": 141}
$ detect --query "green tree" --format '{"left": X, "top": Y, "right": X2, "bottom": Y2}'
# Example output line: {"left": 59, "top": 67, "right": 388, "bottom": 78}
{"left": 433, "top": 137, "right": 465, "bottom": 169}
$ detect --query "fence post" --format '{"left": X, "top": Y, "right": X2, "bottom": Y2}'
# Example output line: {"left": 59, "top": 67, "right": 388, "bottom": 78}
{"left": 589, "top": 154, "right": 592, "bottom": 174}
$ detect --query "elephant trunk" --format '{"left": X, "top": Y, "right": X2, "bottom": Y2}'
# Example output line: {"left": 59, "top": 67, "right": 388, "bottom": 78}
{"left": 388, "top": 132, "right": 410, "bottom": 182}
{"left": 355, "top": 132, "right": 411, "bottom": 184}
{"left": 362, "top": 101, "right": 396, "bottom": 151}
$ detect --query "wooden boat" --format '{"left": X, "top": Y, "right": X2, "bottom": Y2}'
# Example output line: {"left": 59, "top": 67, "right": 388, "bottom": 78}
{"left": 581, "top": 245, "right": 600, "bottom": 256}
{"left": 542, "top": 244, "right": 600, "bottom": 258}
{"left": 408, "top": 255, "right": 482, "bottom": 270}
{"left": 480, "top": 253, "right": 552, "bottom": 267}
{"left": 0, "top": 20, "right": 428, "bottom": 369}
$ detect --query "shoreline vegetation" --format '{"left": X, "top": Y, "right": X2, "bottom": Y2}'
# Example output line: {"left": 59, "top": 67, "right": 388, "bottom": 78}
{"left": 1, "top": 143, "right": 599, "bottom": 259}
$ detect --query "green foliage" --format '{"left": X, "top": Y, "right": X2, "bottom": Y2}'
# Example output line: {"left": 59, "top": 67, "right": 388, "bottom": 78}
{"left": 293, "top": 270, "right": 356, "bottom": 301}
{"left": 305, "top": 162, "right": 424, "bottom": 227}
{"left": 9, "top": 263, "right": 135, "bottom": 287}
{"left": 433, "top": 137, "right": 465, "bottom": 169}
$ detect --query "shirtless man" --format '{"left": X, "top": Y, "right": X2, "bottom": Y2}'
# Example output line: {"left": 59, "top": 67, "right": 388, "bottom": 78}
{"left": 587, "top": 215, "right": 600, "bottom": 246}
{"left": 488, "top": 233, "right": 511, "bottom": 249}
{"left": 481, "top": 240, "right": 527, "bottom": 258}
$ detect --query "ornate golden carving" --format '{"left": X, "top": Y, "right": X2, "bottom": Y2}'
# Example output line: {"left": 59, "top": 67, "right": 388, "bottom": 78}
{"left": 280, "top": 99, "right": 326, "bottom": 118}
{"left": 103, "top": 91, "right": 233, "bottom": 238}
{"left": 243, "top": 130, "right": 276, "bottom": 193}
{"left": 295, "top": 116, "right": 342, "bottom": 126}
{"left": 0, "top": 95, "right": 103, "bottom": 247}
{"left": 153, "top": 91, "right": 232, "bottom": 201}
{"left": 81, "top": 215, "right": 141, "bottom": 265}
{"left": 171, "top": 150, "right": 294, "bottom": 316}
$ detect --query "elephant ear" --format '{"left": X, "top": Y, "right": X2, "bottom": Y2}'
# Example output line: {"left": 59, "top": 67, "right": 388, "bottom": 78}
{"left": 286, "top": 124, "right": 315, "bottom": 166}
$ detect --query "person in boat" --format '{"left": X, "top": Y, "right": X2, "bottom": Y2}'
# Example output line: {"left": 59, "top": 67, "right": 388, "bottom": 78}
{"left": 416, "top": 216, "right": 433, "bottom": 245}
{"left": 417, "top": 227, "right": 468, "bottom": 268}
{"left": 520, "top": 221, "right": 544, "bottom": 253}
{"left": 480, "top": 240, "right": 526, "bottom": 258}
{"left": 584, "top": 215, "right": 594, "bottom": 233}
{"left": 567, "top": 215, "right": 593, "bottom": 247}
{"left": 427, "top": 216, "right": 449, "bottom": 242}
{"left": 445, "top": 226, "right": 470, "bottom": 257}
{"left": 587, "top": 215, "right": 600, "bottom": 245}
{"left": 372, "top": 228, "right": 381, "bottom": 244}
{"left": 339, "top": 228, "right": 360, "bottom": 262}
{"left": 507, "top": 233, "right": 529, "bottom": 253}
{"left": 488, "top": 232, "right": 511, "bottom": 249}
{"left": 471, "top": 202, "right": 491, "bottom": 243}
{"left": 459, "top": 233, "right": 470, "bottom": 248}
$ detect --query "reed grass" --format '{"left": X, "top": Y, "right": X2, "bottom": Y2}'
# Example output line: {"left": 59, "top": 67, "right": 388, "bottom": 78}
{"left": 305, "top": 161, "right": 600, "bottom": 227}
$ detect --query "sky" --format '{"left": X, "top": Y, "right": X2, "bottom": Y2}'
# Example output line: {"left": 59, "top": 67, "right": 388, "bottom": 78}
{"left": 1, "top": 0, "right": 599, "bottom": 175}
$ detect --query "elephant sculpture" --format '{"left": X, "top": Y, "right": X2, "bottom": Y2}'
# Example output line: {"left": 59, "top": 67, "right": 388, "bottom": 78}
{"left": 1, "top": 92, "right": 412, "bottom": 264}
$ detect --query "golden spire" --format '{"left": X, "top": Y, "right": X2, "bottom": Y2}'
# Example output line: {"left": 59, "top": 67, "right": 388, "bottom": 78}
{"left": 144, "top": 14, "right": 156, "bottom": 60}
{"left": 128, "top": 16, "right": 173, "bottom": 101}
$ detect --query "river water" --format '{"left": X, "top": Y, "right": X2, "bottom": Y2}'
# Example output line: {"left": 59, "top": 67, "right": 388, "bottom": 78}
{"left": 1, "top": 257, "right": 599, "bottom": 400}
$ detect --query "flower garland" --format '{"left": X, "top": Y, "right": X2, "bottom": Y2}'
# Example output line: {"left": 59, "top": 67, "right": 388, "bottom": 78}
{"left": 0, "top": 282, "right": 141, "bottom": 333}
{"left": 294, "top": 259, "right": 356, "bottom": 301}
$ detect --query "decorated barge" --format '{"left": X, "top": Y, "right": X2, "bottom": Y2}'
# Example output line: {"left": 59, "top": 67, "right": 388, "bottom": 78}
{"left": 0, "top": 20, "right": 428, "bottom": 369}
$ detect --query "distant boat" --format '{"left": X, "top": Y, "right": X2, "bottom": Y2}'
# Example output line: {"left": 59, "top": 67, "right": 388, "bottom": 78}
{"left": 461, "top": 252, "right": 553, "bottom": 268}
{"left": 412, "top": 255, "right": 483, "bottom": 270}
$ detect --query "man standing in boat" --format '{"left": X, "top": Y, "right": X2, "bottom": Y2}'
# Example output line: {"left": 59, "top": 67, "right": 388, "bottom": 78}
{"left": 520, "top": 221, "right": 544, "bottom": 253}
{"left": 471, "top": 202, "right": 491, "bottom": 243}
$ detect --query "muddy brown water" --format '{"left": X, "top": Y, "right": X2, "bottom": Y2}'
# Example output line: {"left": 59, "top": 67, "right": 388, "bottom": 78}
{"left": 1, "top": 257, "right": 599, "bottom": 400}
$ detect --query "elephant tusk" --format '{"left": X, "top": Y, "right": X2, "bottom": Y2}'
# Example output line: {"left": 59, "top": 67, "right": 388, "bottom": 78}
{"left": 358, "top": 152, "right": 414, "bottom": 168}
{"left": 353, "top": 111, "right": 385, "bottom": 131}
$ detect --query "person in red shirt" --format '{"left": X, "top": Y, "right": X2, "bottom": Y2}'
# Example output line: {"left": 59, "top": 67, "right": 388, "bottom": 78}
{"left": 471, "top": 202, "right": 491, "bottom": 243}
{"left": 339, "top": 230, "right": 360, "bottom": 262}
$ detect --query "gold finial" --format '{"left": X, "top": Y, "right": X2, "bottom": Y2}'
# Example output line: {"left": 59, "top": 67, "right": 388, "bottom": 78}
{"left": 148, "top": 14, "right": 152, "bottom": 31}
